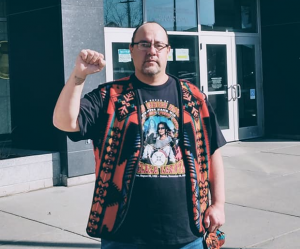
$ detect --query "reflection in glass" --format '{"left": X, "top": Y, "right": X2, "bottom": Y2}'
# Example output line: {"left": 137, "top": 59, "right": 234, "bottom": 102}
{"left": 0, "top": 0, "right": 6, "bottom": 18}
{"left": 201, "top": 0, "right": 257, "bottom": 33}
{"left": 237, "top": 45, "right": 257, "bottom": 127}
{"left": 104, "top": 0, "right": 142, "bottom": 28}
{"left": 112, "top": 43, "right": 135, "bottom": 80}
{"left": 0, "top": 0, "right": 10, "bottom": 135}
{"left": 166, "top": 35, "right": 200, "bottom": 87}
{"left": 147, "top": 0, "right": 197, "bottom": 31}
{"left": 208, "top": 94, "right": 229, "bottom": 129}
{"left": 206, "top": 44, "right": 229, "bottom": 130}
{"left": 207, "top": 45, "right": 228, "bottom": 92}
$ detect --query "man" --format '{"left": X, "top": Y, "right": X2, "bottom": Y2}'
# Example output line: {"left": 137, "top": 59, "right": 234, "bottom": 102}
{"left": 53, "top": 22, "right": 225, "bottom": 249}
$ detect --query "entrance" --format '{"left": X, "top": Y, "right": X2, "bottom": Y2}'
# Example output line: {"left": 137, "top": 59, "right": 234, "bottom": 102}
{"left": 200, "top": 35, "right": 263, "bottom": 142}
{"left": 104, "top": 28, "right": 200, "bottom": 85}
{"left": 105, "top": 29, "right": 264, "bottom": 142}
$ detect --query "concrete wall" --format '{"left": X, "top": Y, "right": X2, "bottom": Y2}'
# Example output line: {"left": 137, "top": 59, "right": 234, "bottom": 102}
{"left": 0, "top": 150, "right": 60, "bottom": 197}
{"left": 60, "top": 0, "right": 106, "bottom": 178}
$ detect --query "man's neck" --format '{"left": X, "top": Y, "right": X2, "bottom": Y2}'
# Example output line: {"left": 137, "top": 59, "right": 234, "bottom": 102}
{"left": 135, "top": 73, "right": 169, "bottom": 86}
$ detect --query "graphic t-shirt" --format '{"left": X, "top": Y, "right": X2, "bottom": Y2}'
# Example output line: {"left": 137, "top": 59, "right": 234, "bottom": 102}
{"left": 113, "top": 75, "right": 224, "bottom": 246}
{"left": 67, "top": 74, "right": 226, "bottom": 246}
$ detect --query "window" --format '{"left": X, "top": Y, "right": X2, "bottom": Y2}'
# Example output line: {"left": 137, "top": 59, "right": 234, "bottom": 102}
{"left": 104, "top": 0, "right": 143, "bottom": 28}
{"left": 166, "top": 35, "right": 200, "bottom": 87}
{"left": 201, "top": 0, "right": 257, "bottom": 33}
{"left": 146, "top": 0, "right": 197, "bottom": 31}
{"left": 0, "top": 0, "right": 10, "bottom": 136}
{"left": 206, "top": 45, "right": 229, "bottom": 129}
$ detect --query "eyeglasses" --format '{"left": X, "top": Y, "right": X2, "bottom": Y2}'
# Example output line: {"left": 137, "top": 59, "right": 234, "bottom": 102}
{"left": 158, "top": 127, "right": 165, "bottom": 130}
{"left": 131, "top": 42, "right": 169, "bottom": 52}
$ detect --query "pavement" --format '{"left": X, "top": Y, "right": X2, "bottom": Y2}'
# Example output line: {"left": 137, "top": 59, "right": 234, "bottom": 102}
{"left": 0, "top": 138, "right": 300, "bottom": 249}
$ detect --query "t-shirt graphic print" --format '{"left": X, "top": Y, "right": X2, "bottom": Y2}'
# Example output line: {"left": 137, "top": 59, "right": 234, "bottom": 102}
{"left": 137, "top": 99, "right": 184, "bottom": 177}
{"left": 117, "top": 76, "right": 199, "bottom": 245}
{"left": 131, "top": 76, "right": 185, "bottom": 179}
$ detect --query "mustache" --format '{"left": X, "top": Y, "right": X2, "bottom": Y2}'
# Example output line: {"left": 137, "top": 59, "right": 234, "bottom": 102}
{"left": 144, "top": 58, "right": 159, "bottom": 64}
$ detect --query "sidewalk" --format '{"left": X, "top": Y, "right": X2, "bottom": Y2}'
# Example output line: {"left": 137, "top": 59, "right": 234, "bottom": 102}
{"left": 0, "top": 138, "right": 299, "bottom": 249}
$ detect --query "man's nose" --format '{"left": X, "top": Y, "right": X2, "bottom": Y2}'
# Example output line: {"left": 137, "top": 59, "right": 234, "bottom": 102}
{"left": 147, "top": 44, "right": 158, "bottom": 55}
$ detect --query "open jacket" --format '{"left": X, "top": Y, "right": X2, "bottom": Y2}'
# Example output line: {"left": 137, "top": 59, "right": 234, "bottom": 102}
{"left": 76, "top": 75, "right": 213, "bottom": 239}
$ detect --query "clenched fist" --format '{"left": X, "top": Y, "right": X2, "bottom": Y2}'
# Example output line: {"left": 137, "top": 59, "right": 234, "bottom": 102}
{"left": 74, "top": 49, "right": 106, "bottom": 79}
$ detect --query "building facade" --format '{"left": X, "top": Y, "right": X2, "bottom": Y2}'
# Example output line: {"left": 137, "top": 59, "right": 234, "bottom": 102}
{"left": 0, "top": 0, "right": 299, "bottom": 186}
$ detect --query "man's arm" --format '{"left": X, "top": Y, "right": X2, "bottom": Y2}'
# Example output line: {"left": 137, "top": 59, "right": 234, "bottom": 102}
{"left": 53, "top": 49, "right": 106, "bottom": 132}
{"left": 203, "top": 148, "right": 225, "bottom": 233}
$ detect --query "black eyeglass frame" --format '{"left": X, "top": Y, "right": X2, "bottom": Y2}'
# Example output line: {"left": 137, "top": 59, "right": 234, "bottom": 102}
{"left": 131, "top": 42, "right": 170, "bottom": 51}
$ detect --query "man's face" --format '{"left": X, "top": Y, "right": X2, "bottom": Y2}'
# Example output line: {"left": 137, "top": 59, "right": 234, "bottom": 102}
{"left": 130, "top": 23, "right": 170, "bottom": 78}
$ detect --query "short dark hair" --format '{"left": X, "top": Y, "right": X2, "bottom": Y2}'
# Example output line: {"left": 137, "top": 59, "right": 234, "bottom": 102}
{"left": 130, "top": 21, "right": 169, "bottom": 47}
{"left": 157, "top": 122, "right": 170, "bottom": 134}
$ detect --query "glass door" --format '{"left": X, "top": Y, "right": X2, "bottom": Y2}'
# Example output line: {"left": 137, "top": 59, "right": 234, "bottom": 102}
{"left": 105, "top": 28, "right": 201, "bottom": 86}
{"left": 200, "top": 36, "right": 237, "bottom": 142}
{"left": 105, "top": 30, "right": 264, "bottom": 142}
{"left": 104, "top": 28, "right": 134, "bottom": 82}
{"left": 235, "top": 36, "right": 264, "bottom": 140}
{"left": 200, "top": 35, "right": 264, "bottom": 142}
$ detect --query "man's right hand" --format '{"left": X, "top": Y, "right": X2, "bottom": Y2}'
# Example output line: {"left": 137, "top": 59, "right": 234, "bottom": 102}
{"left": 74, "top": 49, "right": 106, "bottom": 79}
{"left": 53, "top": 49, "right": 106, "bottom": 132}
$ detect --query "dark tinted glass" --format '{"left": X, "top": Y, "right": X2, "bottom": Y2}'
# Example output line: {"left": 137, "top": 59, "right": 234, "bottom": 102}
{"left": 206, "top": 45, "right": 229, "bottom": 129}
{"left": 208, "top": 94, "right": 229, "bottom": 129}
{"left": 166, "top": 35, "right": 200, "bottom": 87}
{"left": 112, "top": 43, "right": 134, "bottom": 80}
{"left": 207, "top": 45, "right": 228, "bottom": 92}
{"left": 0, "top": 0, "right": 10, "bottom": 135}
{"left": 104, "top": 0, "right": 143, "bottom": 28}
{"left": 237, "top": 45, "right": 258, "bottom": 127}
{"left": 147, "top": 0, "right": 197, "bottom": 31}
{"left": 0, "top": 0, "right": 6, "bottom": 18}
{"left": 201, "top": 0, "right": 257, "bottom": 32}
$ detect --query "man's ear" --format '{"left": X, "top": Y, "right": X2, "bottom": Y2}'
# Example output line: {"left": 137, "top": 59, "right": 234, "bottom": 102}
{"left": 167, "top": 45, "right": 171, "bottom": 53}
{"left": 129, "top": 44, "right": 133, "bottom": 53}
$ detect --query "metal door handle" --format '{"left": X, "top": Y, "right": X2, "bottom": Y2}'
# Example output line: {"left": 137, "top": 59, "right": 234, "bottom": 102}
{"left": 230, "top": 85, "right": 237, "bottom": 101}
{"left": 237, "top": 84, "right": 242, "bottom": 99}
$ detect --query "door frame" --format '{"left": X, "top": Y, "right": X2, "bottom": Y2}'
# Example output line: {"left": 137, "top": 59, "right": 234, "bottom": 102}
{"left": 104, "top": 28, "right": 134, "bottom": 82}
{"left": 235, "top": 35, "right": 264, "bottom": 140}
{"left": 104, "top": 28, "right": 264, "bottom": 142}
{"left": 200, "top": 35, "right": 237, "bottom": 142}
{"left": 200, "top": 34, "right": 264, "bottom": 142}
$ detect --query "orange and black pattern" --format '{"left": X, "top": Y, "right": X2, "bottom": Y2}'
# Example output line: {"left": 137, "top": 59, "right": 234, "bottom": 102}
{"left": 181, "top": 81, "right": 211, "bottom": 235}
{"left": 87, "top": 78, "right": 142, "bottom": 237}
{"left": 86, "top": 77, "right": 212, "bottom": 238}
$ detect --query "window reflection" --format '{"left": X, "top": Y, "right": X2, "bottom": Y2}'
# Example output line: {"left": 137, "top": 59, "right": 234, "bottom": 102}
{"left": 104, "top": 0, "right": 143, "bottom": 28}
{"left": 166, "top": 35, "right": 200, "bottom": 87}
{"left": 201, "top": 0, "right": 257, "bottom": 33}
{"left": 206, "top": 45, "right": 229, "bottom": 129}
{"left": 237, "top": 45, "right": 258, "bottom": 127}
{"left": 208, "top": 94, "right": 229, "bottom": 129}
{"left": 112, "top": 43, "right": 135, "bottom": 80}
{"left": 147, "top": 0, "right": 197, "bottom": 31}
{"left": 0, "top": 0, "right": 11, "bottom": 135}
{"left": 0, "top": 0, "right": 5, "bottom": 17}
{"left": 207, "top": 45, "right": 228, "bottom": 92}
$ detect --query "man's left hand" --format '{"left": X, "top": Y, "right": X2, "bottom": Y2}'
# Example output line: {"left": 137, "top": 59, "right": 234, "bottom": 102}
{"left": 203, "top": 203, "right": 225, "bottom": 233}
